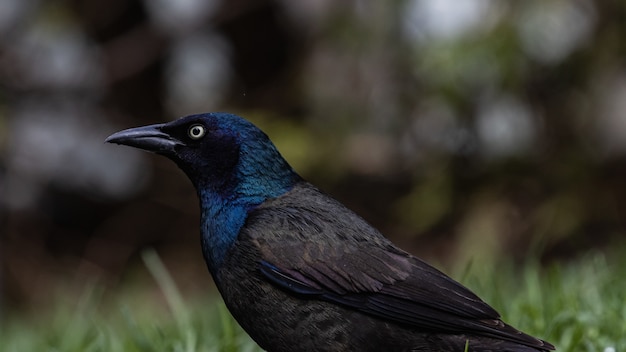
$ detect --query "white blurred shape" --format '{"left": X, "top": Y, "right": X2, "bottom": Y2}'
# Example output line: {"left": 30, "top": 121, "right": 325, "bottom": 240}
{"left": 476, "top": 95, "right": 537, "bottom": 158}
{"left": 0, "top": 0, "right": 35, "bottom": 35}
{"left": 518, "top": 0, "right": 595, "bottom": 64}
{"left": 409, "top": 99, "right": 472, "bottom": 156}
{"left": 5, "top": 103, "right": 148, "bottom": 209}
{"left": 165, "top": 33, "right": 232, "bottom": 116}
{"left": 595, "top": 73, "right": 626, "bottom": 155}
{"left": 13, "top": 24, "right": 104, "bottom": 90}
{"left": 403, "top": 0, "right": 494, "bottom": 41}
{"left": 144, "top": 0, "right": 218, "bottom": 34}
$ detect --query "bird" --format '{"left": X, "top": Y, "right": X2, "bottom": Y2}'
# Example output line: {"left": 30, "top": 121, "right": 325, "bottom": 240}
{"left": 106, "top": 112, "right": 555, "bottom": 352}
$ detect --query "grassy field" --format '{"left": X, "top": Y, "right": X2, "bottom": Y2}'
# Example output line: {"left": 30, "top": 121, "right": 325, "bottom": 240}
{"left": 1, "top": 248, "right": 624, "bottom": 352}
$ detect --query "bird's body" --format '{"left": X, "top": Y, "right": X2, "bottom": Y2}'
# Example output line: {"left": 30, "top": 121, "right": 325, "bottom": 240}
{"left": 219, "top": 182, "right": 548, "bottom": 352}
{"left": 106, "top": 113, "right": 555, "bottom": 352}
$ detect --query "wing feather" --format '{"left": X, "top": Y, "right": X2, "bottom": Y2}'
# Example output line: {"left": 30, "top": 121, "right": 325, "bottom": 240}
{"left": 244, "top": 183, "right": 549, "bottom": 348}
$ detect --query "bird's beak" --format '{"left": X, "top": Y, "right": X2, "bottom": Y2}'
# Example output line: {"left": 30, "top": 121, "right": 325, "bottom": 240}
{"left": 105, "top": 123, "right": 183, "bottom": 154}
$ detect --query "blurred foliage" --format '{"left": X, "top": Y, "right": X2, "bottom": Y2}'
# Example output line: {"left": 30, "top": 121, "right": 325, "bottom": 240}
{"left": 1, "top": 250, "right": 261, "bottom": 352}
{"left": 3, "top": 247, "right": 626, "bottom": 351}
{"left": 1, "top": 0, "right": 625, "bottom": 332}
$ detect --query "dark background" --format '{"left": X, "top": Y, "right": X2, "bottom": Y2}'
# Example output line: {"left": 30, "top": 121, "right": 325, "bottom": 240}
{"left": 1, "top": 0, "right": 625, "bottom": 315}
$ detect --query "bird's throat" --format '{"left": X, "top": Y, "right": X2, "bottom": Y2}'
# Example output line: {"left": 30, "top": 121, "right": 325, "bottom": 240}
{"left": 198, "top": 192, "right": 250, "bottom": 276}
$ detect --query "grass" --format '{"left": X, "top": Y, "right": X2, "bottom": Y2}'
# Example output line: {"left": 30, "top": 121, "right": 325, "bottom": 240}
{"left": 460, "top": 250, "right": 626, "bottom": 352}
{"left": 1, "top": 248, "right": 625, "bottom": 352}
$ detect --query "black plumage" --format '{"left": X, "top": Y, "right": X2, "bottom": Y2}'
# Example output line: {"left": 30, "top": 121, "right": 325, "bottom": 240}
{"left": 106, "top": 113, "right": 555, "bottom": 352}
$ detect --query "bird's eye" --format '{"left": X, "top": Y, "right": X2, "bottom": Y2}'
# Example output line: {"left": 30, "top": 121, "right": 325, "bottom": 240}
{"left": 188, "top": 124, "right": 206, "bottom": 140}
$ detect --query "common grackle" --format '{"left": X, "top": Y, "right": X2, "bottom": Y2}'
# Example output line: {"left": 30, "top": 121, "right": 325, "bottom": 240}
{"left": 106, "top": 113, "right": 555, "bottom": 352}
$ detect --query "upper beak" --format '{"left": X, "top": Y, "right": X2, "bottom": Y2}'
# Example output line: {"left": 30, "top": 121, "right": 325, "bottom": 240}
{"left": 105, "top": 123, "right": 183, "bottom": 154}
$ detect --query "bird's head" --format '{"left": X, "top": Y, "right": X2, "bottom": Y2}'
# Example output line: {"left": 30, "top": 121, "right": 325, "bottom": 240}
{"left": 106, "top": 113, "right": 300, "bottom": 208}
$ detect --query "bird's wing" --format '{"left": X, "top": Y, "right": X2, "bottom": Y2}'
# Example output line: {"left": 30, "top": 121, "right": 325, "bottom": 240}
{"left": 242, "top": 183, "right": 549, "bottom": 348}
{"left": 255, "top": 234, "right": 501, "bottom": 333}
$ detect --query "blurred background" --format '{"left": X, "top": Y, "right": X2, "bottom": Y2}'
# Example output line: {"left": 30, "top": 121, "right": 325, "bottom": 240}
{"left": 1, "top": 0, "right": 625, "bottom": 321}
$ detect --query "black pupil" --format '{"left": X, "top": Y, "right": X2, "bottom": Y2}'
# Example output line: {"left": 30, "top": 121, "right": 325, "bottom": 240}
{"left": 191, "top": 126, "right": 202, "bottom": 137}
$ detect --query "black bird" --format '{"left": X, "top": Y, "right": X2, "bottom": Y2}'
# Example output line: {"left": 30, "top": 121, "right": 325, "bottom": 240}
{"left": 106, "top": 113, "right": 555, "bottom": 352}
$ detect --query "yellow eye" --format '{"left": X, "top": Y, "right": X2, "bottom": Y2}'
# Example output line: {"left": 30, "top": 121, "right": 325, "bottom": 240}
{"left": 188, "top": 124, "right": 206, "bottom": 140}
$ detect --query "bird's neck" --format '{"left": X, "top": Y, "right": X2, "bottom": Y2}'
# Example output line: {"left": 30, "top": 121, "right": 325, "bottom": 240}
{"left": 196, "top": 172, "right": 300, "bottom": 278}
{"left": 198, "top": 191, "right": 249, "bottom": 278}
